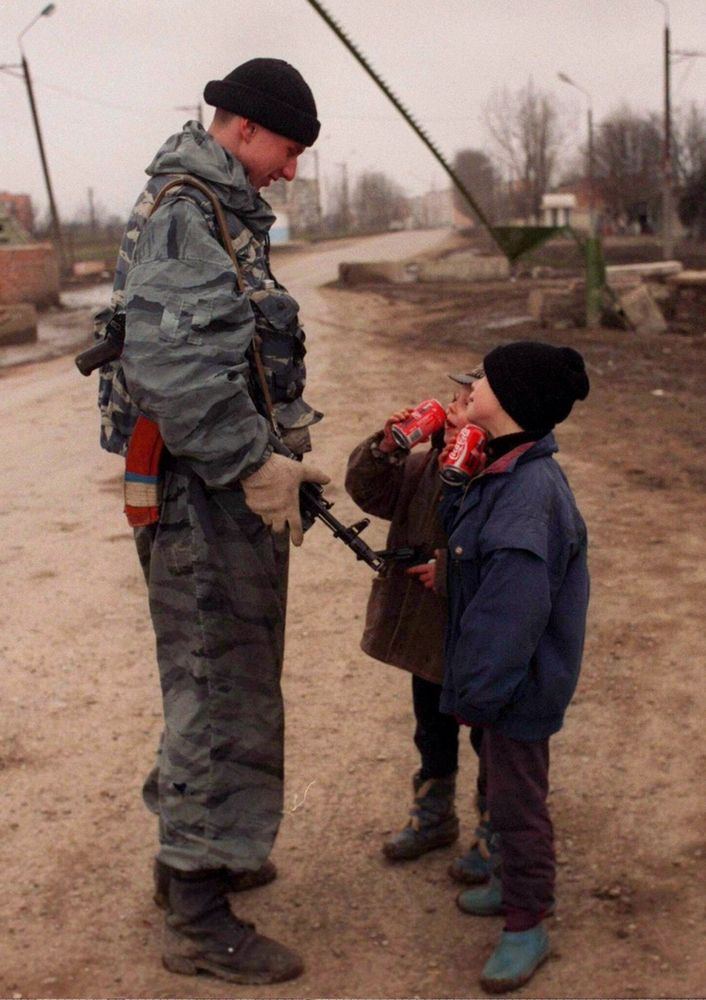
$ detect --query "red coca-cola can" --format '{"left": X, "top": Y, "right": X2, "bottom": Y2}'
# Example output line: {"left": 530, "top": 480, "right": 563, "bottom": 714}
{"left": 440, "top": 424, "right": 488, "bottom": 485}
{"left": 391, "top": 399, "right": 446, "bottom": 450}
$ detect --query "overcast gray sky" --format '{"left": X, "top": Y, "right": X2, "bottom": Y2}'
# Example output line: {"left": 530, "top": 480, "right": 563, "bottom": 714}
{"left": 3, "top": 0, "right": 706, "bottom": 223}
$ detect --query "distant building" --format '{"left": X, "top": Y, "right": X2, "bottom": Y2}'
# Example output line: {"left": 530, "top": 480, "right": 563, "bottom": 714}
{"left": 0, "top": 192, "right": 34, "bottom": 236}
{"left": 267, "top": 177, "right": 321, "bottom": 238}
{"left": 407, "top": 188, "right": 455, "bottom": 229}
{"left": 0, "top": 204, "right": 31, "bottom": 244}
{"left": 541, "top": 192, "right": 576, "bottom": 228}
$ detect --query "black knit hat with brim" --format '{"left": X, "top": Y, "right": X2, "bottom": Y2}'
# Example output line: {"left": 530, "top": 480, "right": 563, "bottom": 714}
{"left": 204, "top": 58, "right": 320, "bottom": 147}
{"left": 483, "top": 341, "right": 590, "bottom": 432}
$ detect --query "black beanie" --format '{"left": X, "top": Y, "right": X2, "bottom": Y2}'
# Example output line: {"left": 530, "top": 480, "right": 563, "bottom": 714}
{"left": 483, "top": 341, "right": 590, "bottom": 432}
{"left": 204, "top": 58, "right": 320, "bottom": 147}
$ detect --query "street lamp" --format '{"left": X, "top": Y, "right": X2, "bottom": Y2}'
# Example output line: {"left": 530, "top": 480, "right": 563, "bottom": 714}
{"left": 558, "top": 71, "right": 601, "bottom": 329}
{"left": 653, "top": 0, "right": 674, "bottom": 258}
{"left": 557, "top": 71, "right": 595, "bottom": 237}
{"left": 1, "top": 4, "right": 67, "bottom": 275}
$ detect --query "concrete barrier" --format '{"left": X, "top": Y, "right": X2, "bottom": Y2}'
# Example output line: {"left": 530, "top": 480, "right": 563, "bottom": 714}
{"left": 606, "top": 260, "right": 682, "bottom": 281}
{"left": 418, "top": 252, "right": 509, "bottom": 282}
{"left": 338, "top": 261, "right": 414, "bottom": 285}
{"left": 0, "top": 303, "right": 38, "bottom": 346}
{"left": 339, "top": 252, "right": 510, "bottom": 286}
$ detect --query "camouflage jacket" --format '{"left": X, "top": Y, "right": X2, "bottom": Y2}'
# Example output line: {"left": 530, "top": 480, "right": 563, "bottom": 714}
{"left": 98, "top": 121, "right": 321, "bottom": 483}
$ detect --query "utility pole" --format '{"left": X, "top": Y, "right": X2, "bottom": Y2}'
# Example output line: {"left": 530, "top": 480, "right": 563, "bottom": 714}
{"left": 87, "top": 187, "right": 96, "bottom": 238}
{"left": 312, "top": 149, "right": 322, "bottom": 232}
{"left": 21, "top": 51, "right": 66, "bottom": 273}
{"left": 654, "top": 0, "right": 674, "bottom": 258}
{"left": 0, "top": 5, "right": 68, "bottom": 276}
{"left": 335, "top": 162, "right": 351, "bottom": 233}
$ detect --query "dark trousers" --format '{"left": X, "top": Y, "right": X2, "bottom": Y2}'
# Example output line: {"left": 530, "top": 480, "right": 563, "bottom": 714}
{"left": 483, "top": 728, "right": 555, "bottom": 929}
{"left": 412, "top": 676, "right": 485, "bottom": 806}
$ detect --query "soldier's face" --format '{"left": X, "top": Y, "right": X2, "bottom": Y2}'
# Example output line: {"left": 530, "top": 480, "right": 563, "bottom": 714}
{"left": 239, "top": 123, "right": 305, "bottom": 190}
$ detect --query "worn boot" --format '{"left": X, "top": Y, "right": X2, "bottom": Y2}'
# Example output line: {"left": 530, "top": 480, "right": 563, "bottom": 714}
{"left": 161, "top": 866, "right": 303, "bottom": 984}
{"left": 153, "top": 858, "right": 277, "bottom": 909}
{"left": 480, "top": 925, "right": 550, "bottom": 993}
{"left": 382, "top": 771, "right": 459, "bottom": 861}
{"left": 448, "top": 811, "right": 500, "bottom": 885}
{"left": 456, "top": 875, "right": 504, "bottom": 916}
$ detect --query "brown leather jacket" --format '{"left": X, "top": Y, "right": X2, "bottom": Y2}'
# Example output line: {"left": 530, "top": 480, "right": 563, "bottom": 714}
{"left": 345, "top": 433, "right": 449, "bottom": 684}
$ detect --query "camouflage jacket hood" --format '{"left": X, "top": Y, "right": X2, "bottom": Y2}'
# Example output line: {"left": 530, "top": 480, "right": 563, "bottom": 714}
{"left": 145, "top": 121, "right": 275, "bottom": 240}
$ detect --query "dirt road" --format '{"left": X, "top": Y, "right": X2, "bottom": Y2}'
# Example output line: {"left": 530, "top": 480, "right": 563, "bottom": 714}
{"left": 1, "top": 230, "right": 704, "bottom": 999}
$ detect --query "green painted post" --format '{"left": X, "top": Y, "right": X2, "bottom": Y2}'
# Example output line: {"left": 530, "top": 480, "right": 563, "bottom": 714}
{"left": 585, "top": 235, "right": 605, "bottom": 328}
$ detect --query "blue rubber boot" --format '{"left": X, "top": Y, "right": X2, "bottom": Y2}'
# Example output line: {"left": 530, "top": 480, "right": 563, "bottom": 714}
{"left": 480, "top": 925, "right": 550, "bottom": 993}
{"left": 456, "top": 876, "right": 503, "bottom": 916}
{"left": 448, "top": 812, "right": 500, "bottom": 885}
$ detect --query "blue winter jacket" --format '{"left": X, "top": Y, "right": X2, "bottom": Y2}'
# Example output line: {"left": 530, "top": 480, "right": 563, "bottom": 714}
{"left": 440, "top": 434, "right": 589, "bottom": 741}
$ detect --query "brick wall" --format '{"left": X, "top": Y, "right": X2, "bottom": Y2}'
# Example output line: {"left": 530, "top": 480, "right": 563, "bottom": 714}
{"left": 0, "top": 243, "right": 60, "bottom": 307}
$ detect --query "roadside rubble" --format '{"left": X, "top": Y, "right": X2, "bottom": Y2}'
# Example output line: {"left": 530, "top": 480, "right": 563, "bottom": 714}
{"left": 339, "top": 244, "right": 706, "bottom": 335}
{"left": 339, "top": 249, "right": 509, "bottom": 286}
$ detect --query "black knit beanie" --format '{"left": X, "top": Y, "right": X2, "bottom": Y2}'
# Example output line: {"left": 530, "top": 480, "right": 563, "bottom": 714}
{"left": 483, "top": 341, "right": 590, "bottom": 432}
{"left": 204, "top": 58, "right": 320, "bottom": 147}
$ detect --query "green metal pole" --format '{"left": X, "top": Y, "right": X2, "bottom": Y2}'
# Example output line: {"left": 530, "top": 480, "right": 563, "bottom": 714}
{"left": 584, "top": 235, "right": 605, "bottom": 328}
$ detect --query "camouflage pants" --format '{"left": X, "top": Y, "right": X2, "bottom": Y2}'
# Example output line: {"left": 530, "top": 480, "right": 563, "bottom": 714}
{"left": 135, "top": 464, "right": 289, "bottom": 873}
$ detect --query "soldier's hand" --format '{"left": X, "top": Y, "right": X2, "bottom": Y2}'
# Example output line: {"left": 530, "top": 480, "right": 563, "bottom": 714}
{"left": 242, "top": 452, "right": 330, "bottom": 546}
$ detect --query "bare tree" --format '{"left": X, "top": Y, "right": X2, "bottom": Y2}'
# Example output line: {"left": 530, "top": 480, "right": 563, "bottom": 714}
{"left": 678, "top": 164, "right": 706, "bottom": 239}
{"left": 593, "top": 106, "right": 662, "bottom": 230}
{"left": 484, "top": 80, "right": 564, "bottom": 222}
{"left": 352, "top": 171, "right": 407, "bottom": 232}
{"left": 673, "top": 102, "right": 706, "bottom": 187}
{"left": 451, "top": 148, "right": 502, "bottom": 224}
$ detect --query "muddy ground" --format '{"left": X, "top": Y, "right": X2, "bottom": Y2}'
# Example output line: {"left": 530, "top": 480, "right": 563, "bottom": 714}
{"left": 0, "top": 231, "right": 704, "bottom": 999}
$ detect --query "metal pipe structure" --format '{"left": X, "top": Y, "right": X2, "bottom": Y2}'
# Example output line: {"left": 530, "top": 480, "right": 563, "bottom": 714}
{"left": 303, "top": 0, "right": 508, "bottom": 257}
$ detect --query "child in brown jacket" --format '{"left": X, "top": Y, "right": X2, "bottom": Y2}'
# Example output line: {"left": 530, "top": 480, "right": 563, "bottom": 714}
{"left": 345, "top": 368, "right": 497, "bottom": 883}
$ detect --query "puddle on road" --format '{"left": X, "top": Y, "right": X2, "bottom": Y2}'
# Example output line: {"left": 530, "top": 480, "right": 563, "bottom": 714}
{"left": 483, "top": 315, "right": 534, "bottom": 330}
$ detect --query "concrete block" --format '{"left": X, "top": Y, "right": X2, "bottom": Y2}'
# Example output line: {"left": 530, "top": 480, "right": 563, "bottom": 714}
{"left": 0, "top": 303, "right": 38, "bottom": 345}
{"left": 617, "top": 284, "right": 667, "bottom": 334}
{"left": 338, "top": 260, "right": 413, "bottom": 285}
{"left": 606, "top": 260, "right": 682, "bottom": 281}
{"left": 666, "top": 269, "right": 706, "bottom": 286}
{"left": 528, "top": 282, "right": 585, "bottom": 327}
{"left": 418, "top": 252, "right": 509, "bottom": 282}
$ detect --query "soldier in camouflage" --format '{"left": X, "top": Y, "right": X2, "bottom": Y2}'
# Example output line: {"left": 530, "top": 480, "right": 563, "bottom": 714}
{"left": 101, "top": 60, "right": 329, "bottom": 984}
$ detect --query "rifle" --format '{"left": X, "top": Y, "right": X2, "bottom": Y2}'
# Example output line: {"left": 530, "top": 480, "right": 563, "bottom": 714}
{"left": 269, "top": 432, "right": 417, "bottom": 573}
{"left": 75, "top": 312, "right": 125, "bottom": 376}
{"left": 298, "top": 479, "right": 417, "bottom": 573}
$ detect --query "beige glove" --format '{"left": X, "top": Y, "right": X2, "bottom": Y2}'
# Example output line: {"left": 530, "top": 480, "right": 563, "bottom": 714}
{"left": 241, "top": 452, "right": 331, "bottom": 547}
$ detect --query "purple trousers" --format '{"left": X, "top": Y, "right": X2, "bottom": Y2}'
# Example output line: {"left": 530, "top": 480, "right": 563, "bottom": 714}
{"left": 483, "top": 728, "right": 555, "bottom": 930}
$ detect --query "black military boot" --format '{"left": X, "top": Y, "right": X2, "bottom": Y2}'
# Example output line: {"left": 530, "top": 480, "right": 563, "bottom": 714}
{"left": 161, "top": 867, "right": 303, "bottom": 984}
{"left": 153, "top": 858, "right": 277, "bottom": 909}
{"left": 382, "top": 770, "right": 459, "bottom": 861}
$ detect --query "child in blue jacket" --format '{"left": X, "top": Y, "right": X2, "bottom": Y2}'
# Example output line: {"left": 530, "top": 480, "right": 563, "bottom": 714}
{"left": 440, "top": 341, "right": 590, "bottom": 994}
